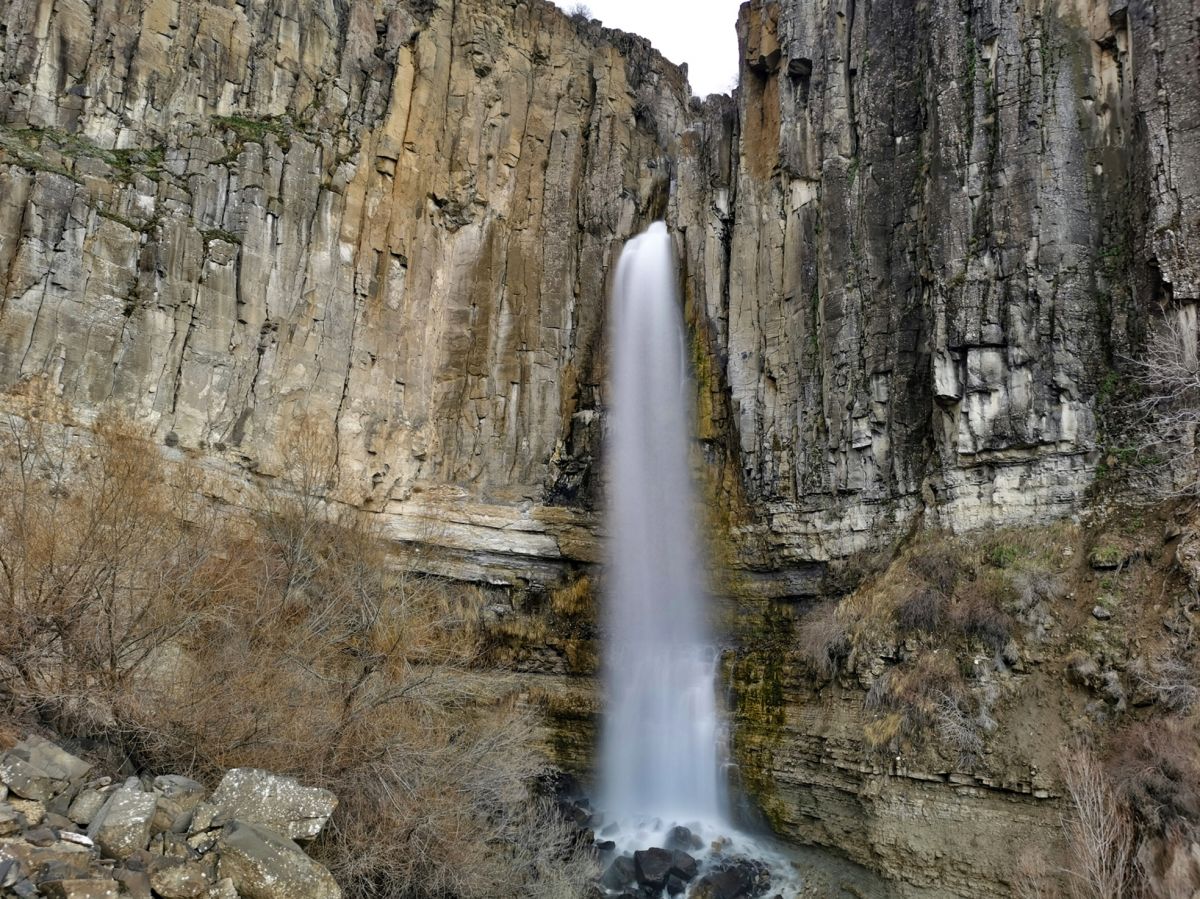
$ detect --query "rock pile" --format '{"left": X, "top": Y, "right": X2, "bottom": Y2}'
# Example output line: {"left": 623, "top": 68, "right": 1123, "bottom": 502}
{"left": 0, "top": 735, "right": 340, "bottom": 899}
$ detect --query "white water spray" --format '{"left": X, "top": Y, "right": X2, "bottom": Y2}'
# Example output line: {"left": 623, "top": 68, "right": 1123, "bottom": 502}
{"left": 600, "top": 221, "right": 724, "bottom": 827}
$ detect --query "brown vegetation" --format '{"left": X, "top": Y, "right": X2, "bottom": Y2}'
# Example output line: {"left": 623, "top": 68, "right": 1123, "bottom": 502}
{"left": 0, "top": 411, "right": 595, "bottom": 899}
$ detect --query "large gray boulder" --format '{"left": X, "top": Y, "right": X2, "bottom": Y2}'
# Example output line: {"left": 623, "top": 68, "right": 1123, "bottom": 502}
{"left": 151, "top": 776, "right": 207, "bottom": 835}
{"left": 217, "top": 821, "right": 340, "bottom": 899}
{"left": 208, "top": 770, "right": 336, "bottom": 841}
{"left": 0, "top": 737, "right": 91, "bottom": 802}
{"left": 87, "top": 785, "right": 157, "bottom": 860}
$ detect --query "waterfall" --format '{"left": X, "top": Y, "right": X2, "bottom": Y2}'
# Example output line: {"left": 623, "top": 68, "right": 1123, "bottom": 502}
{"left": 600, "top": 221, "right": 724, "bottom": 827}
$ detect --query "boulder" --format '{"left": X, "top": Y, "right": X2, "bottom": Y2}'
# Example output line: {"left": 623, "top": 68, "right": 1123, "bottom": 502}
{"left": 8, "top": 799, "right": 45, "bottom": 826}
{"left": 113, "top": 867, "right": 153, "bottom": 899}
{"left": 152, "top": 777, "right": 207, "bottom": 835}
{"left": 205, "top": 877, "right": 239, "bottom": 899}
{"left": 149, "top": 859, "right": 212, "bottom": 898}
{"left": 665, "top": 825, "right": 703, "bottom": 852}
{"left": 208, "top": 770, "right": 336, "bottom": 841}
{"left": 88, "top": 786, "right": 157, "bottom": 859}
{"left": 0, "top": 837, "right": 94, "bottom": 881}
{"left": 634, "top": 847, "right": 673, "bottom": 889}
{"left": 667, "top": 874, "right": 687, "bottom": 895}
{"left": 0, "top": 738, "right": 91, "bottom": 802}
{"left": 690, "top": 859, "right": 770, "bottom": 899}
{"left": 68, "top": 788, "right": 112, "bottom": 826}
{"left": 670, "top": 850, "right": 698, "bottom": 881}
{"left": 601, "top": 855, "right": 636, "bottom": 890}
{"left": 217, "top": 821, "right": 340, "bottom": 899}
{"left": 0, "top": 804, "right": 24, "bottom": 836}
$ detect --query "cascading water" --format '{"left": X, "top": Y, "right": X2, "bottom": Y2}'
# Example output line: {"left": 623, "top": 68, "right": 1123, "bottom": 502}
{"left": 587, "top": 223, "right": 890, "bottom": 899}
{"left": 600, "top": 221, "right": 724, "bottom": 828}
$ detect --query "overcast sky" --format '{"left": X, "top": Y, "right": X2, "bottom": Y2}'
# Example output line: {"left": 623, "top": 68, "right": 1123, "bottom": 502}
{"left": 553, "top": 0, "right": 744, "bottom": 97}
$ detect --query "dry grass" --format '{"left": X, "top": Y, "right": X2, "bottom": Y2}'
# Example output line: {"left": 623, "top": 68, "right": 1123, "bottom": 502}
{"left": 795, "top": 603, "right": 849, "bottom": 681}
{"left": 0, "top": 412, "right": 596, "bottom": 899}
{"left": 550, "top": 576, "right": 594, "bottom": 619}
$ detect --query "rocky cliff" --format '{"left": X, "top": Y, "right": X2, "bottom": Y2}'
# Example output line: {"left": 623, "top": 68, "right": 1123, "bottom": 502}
{"left": 2, "top": 0, "right": 1196, "bottom": 581}
{"left": 2, "top": 0, "right": 1199, "bottom": 896}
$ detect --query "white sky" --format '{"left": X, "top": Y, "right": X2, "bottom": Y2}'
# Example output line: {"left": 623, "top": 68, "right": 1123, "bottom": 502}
{"left": 553, "top": 0, "right": 744, "bottom": 97}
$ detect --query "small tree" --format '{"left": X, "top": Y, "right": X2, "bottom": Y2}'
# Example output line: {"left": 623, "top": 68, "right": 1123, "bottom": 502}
{"left": 568, "top": 3, "right": 592, "bottom": 20}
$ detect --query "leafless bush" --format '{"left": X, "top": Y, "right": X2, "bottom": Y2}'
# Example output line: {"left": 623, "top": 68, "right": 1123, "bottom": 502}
{"left": 0, "top": 412, "right": 594, "bottom": 899}
{"left": 1130, "top": 655, "right": 1200, "bottom": 713}
{"left": 908, "top": 543, "right": 967, "bottom": 594}
{"left": 1061, "top": 746, "right": 1136, "bottom": 899}
{"left": 863, "top": 654, "right": 972, "bottom": 759}
{"left": 950, "top": 591, "right": 1013, "bottom": 653}
{"left": 1123, "top": 307, "right": 1200, "bottom": 497}
{"left": 895, "top": 587, "right": 947, "bottom": 634}
{"left": 1107, "top": 718, "right": 1200, "bottom": 841}
{"left": 0, "top": 413, "right": 227, "bottom": 720}
{"left": 568, "top": 3, "right": 592, "bottom": 19}
{"left": 932, "top": 691, "right": 984, "bottom": 767}
{"left": 796, "top": 603, "right": 849, "bottom": 680}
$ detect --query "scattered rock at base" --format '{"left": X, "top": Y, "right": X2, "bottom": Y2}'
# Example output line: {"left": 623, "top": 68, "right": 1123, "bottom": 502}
{"left": 690, "top": 858, "right": 771, "bottom": 899}
{"left": 208, "top": 769, "right": 337, "bottom": 841}
{"left": 601, "top": 854, "right": 636, "bottom": 890}
{"left": 665, "top": 824, "right": 703, "bottom": 852}
{"left": 634, "top": 847, "right": 674, "bottom": 889}
{"left": 0, "top": 737, "right": 91, "bottom": 802}
{"left": 217, "top": 820, "right": 341, "bottom": 899}
{"left": 87, "top": 785, "right": 157, "bottom": 859}
{"left": 1, "top": 734, "right": 341, "bottom": 899}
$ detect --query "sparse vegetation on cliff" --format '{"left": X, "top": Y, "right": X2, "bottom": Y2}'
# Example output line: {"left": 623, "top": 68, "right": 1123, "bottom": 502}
{"left": 0, "top": 411, "right": 596, "bottom": 899}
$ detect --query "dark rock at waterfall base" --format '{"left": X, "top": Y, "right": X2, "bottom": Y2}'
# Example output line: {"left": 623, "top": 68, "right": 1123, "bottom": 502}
{"left": 666, "top": 874, "right": 687, "bottom": 895}
{"left": 671, "top": 849, "right": 699, "bottom": 880}
{"left": 634, "top": 848, "right": 673, "bottom": 889}
{"left": 601, "top": 855, "right": 636, "bottom": 890}
{"left": 689, "top": 857, "right": 771, "bottom": 899}
{"left": 595, "top": 839, "right": 616, "bottom": 853}
{"left": 665, "top": 824, "right": 702, "bottom": 852}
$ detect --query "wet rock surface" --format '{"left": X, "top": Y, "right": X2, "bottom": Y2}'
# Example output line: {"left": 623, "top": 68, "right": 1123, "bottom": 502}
{"left": 0, "top": 734, "right": 340, "bottom": 899}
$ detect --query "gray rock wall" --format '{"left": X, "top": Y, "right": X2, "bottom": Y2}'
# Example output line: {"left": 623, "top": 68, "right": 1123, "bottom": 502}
{"left": 673, "top": 0, "right": 1199, "bottom": 572}
{"left": 2, "top": 0, "right": 1196, "bottom": 582}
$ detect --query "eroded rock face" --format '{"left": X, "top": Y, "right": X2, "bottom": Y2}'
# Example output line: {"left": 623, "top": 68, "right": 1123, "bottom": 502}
{"left": 2, "top": 0, "right": 1197, "bottom": 578}
{"left": 0, "top": 0, "right": 688, "bottom": 582}
{"left": 672, "top": 0, "right": 1200, "bottom": 569}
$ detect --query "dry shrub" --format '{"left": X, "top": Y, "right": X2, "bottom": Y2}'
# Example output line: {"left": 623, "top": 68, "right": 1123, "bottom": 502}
{"left": 1061, "top": 746, "right": 1136, "bottom": 899}
{"left": 863, "top": 654, "right": 979, "bottom": 761}
{"left": 1107, "top": 718, "right": 1200, "bottom": 841}
{"left": 0, "top": 413, "right": 228, "bottom": 723}
{"left": 895, "top": 587, "right": 947, "bottom": 634}
{"left": 949, "top": 589, "right": 1014, "bottom": 653}
{"left": 796, "top": 603, "right": 849, "bottom": 680}
{"left": 1130, "top": 654, "right": 1200, "bottom": 713}
{"left": 907, "top": 543, "right": 967, "bottom": 594}
{"left": 0, "top": 412, "right": 596, "bottom": 899}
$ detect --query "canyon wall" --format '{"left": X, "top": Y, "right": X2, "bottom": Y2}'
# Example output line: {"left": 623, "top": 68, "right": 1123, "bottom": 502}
{"left": 2, "top": 0, "right": 1196, "bottom": 582}
{"left": 2, "top": 0, "right": 1199, "bottom": 896}
{"left": 676, "top": 0, "right": 1199, "bottom": 574}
